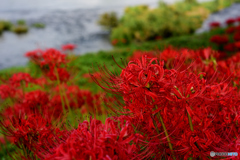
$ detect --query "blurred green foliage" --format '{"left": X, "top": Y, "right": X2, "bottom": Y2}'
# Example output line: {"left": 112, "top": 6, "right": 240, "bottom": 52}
{"left": 12, "top": 25, "right": 29, "bottom": 34}
{"left": 17, "top": 19, "right": 26, "bottom": 25}
{"left": 0, "top": 19, "right": 45, "bottom": 35}
{"left": 98, "top": 0, "right": 235, "bottom": 46}
{"left": 98, "top": 12, "right": 118, "bottom": 30}
{"left": 0, "top": 20, "right": 13, "bottom": 35}
{"left": 32, "top": 23, "right": 45, "bottom": 29}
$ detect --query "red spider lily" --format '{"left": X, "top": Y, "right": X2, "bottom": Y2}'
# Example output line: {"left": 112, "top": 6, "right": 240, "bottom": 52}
{"left": 235, "top": 41, "right": 240, "bottom": 49}
{"left": 34, "top": 77, "right": 48, "bottom": 87}
{"left": 160, "top": 46, "right": 180, "bottom": 61}
{"left": 0, "top": 90, "right": 50, "bottom": 119}
{"left": 236, "top": 24, "right": 240, "bottom": 30}
{"left": 51, "top": 84, "right": 107, "bottom": 115}
{"left": 226, "top": 18, "right": 236, "bottom": 25}
{"left": 43, "top": 118, "right": 141, "bottom": 160}
{"left": 196, "top": 47, "right": 220, "bottom": 61}
{"left": 62, "top": 44, "right": 76, "bottom": 51}
{"left": 224, "top": 43, "right": 236, "bottom": 52}
{"left": 129, "top": 50, "right": 157, "bottom": 61}
{"left": 0, "top": 84, "right": 16, "bottom": 99}
{"left": 234, "top": 32, "right": 240, "bottom": 41}
{"left": 22, "top": 91, "right": 49, "bottom": 113}
{"left": 25, "top": 49, "right": 43, "bottom": 63}
{"left": 26, "top": 48, "right": 68, "bottom": 69}
{"left": 46, "top": 67, "right": 70, "bottom": 83}
{"left": 210, "top": 35, "right": 229, "bottom": 45}
{"left": 225, "top": 26, "right": 236, "bottom": 34}
{"left": 159, "top": 47, "right": 194, "bottom": 69}
{"left": 9, "top": 73, "right": 34, "bottom": 87}
{"left": 2, "top": 45, "right": 240, "bottom": 160}
{"left": 92, "top": 53, "right": 240, "bottom": 159}
{"left": 209, "top": 22, "right": 220, "bottom": 28}
{"left": 40, "top": 48, "right": 67, "bottom": 68}
{"left": 0, "top": 114, "right": 67, "bottom": 159}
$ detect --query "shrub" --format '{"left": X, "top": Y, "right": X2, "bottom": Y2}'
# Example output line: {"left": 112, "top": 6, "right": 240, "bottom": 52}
{"left": 109, "top": 2, "right": 210, "bottom": 46}
{"left": 98, "top": 12, "right": 118, "bottom": 30}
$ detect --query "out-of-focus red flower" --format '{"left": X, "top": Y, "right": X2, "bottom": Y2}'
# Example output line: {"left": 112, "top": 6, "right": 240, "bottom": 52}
{"left": 210, "top": 35, "right": 229, "bottom": 45}
{"left": 40, "top": 48, "right": 67, "bottom": 68}
{"left": 34, "top": 77, "right": 48, "bottom": 87}
{"left": 129, "top": 50, "right": 156, "bottom": 61}
{"left": 226, "top": 18, "right": 236, "bottom": 25}
{"left": 22, "top": 91, "right": 49, "bottom": 112}
{"left": 0, "top": 84, "right": 16, "bottom": 99}
{"left": 235, "top": 41, "right": 240, "bottom": 49}
{"left": 224, "top": 43, "right": 236, "bottom": 52}
{"left": 160, "top": 46, "right": 180, "bottom": 61}
{"left": 9, "top": 73, "right": 34, "bottom": 87}
{"left": 46, "top": 67, "right": 70, "bottom": 83}
{"left": 155, "top": 36, "right": 162, "bottom": 40}
{"left": 43, "top": 118, "right": 141, "bottom": 160}
{"left": 209, "top": 22, "right": 220, "bottom": 28}
{"left": 236, "top": 17, "right": 240, "bottom": 22}
{"left": 0, "top": 114, "right": 64, "bottom": 157}
{"left": 25, "top": 48, "right": 68, "bottom": 70}
{"left": 234, "top": 32, "right": 240, "bottom": 41}
{"left": 25, "top": 49, "right": 43, "bottom": 62}
{"left": 225, "top": 26, "right": 236, "bottom": 34}
{"left": 61, "top": 44, "right": 76, "bottom": 51}
{"left": 111, "top": 39, "right": 118, "bottom": 46}
{"left": 236, "top": 24, "right": 240, "bottom": 30}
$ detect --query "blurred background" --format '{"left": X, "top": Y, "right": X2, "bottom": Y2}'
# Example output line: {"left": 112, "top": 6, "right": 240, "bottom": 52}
{"left": 0, "top": 0, "right": 238, "bottom": 69}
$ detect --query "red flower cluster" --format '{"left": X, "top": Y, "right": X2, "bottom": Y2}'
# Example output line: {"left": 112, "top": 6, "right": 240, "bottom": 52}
{"left": 226, "top": 18, "right": 236, "bottom": 25}
{"left": 209, "top": 22, "right": 220, "bottom": 29}
{"left": 1, "top": 44, "right": 240, "bottom": 159}
{"left": 129, "top": 50, "right": 157, "bottom": 61}
{"left": 43, "top": 118, "right": 141, "bottom": 160}
{"left": 92, "top": 48, "right": 240, "bottom": 159}
{"left": 62, "top": 44, "right": 76, "bottom": 51}
{"left": 209, "top": 16, "right": 240, "bottom": 54}
{"left": 210, "top": 16, "right": 240, "bottom": 29}
{"left": 210, "top": 35, "right": 229, "bottom": 45}
{"left": 0, "top": 45, "right": 123, "bottom": 159}
{"left": 26, "top": 47, "right": 70, "bottom": 82}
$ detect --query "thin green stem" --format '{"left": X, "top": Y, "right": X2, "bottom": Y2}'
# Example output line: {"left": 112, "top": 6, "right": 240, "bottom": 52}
{"left": 152, "top": 96, "right": 176, "bottom": 160}
{"left": 54, "top": 67, "right": 66, "bottom": 115}
{"left": 187, "top": 110, "right": 201, "bottom": 159}
{"left": 187, "top": 112, "right": 194, "bottom": 132}
{"left": 158, "top": 112, "right": 176, "bottom": 160}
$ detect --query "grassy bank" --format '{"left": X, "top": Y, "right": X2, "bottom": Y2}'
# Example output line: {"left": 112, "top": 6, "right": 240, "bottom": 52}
{"left": 0, "top": 28, "right": 223, "bottom": 93}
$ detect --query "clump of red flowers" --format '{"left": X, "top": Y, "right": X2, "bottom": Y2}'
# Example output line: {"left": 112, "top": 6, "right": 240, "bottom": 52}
{"left": 1, "top": 42, "right": 240, "bottom": 160}
{"left": 43, "top": 117, "right": 142, "bottom": 160}
{"left": 92, "top": 48, "right": 240, "bottom": 159}
{"left": 209, "top": 16, "right": 240, "bottom": 54}
{"left": 210, "top": 35, "right": 229, "bottom": 45}
{"left": 209, "top": 22, "right": 220, "bottom": 29}
{"left": 62, "top": 44, "right": 76, "bottom": 51}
